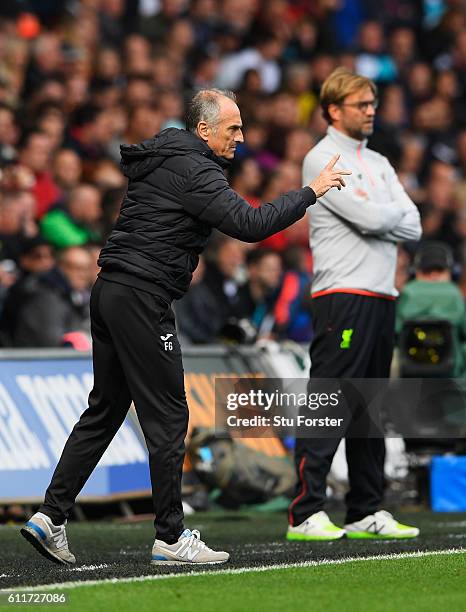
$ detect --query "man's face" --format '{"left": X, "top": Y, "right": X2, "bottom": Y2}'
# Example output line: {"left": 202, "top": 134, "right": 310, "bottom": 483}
{"left": 330, "top": 86, "right": 377, "bottom": 141}
{"left": 200, "top": 97, "right": 244, "bottom": 159}
{"left": 217, "top": 240, "right": 244, "bottom": 278}
{"left": 69, "top": 186, "right": 102, "bottom": 224}
{"left": 20, "top": 134, "right": 52, "bottom": 173}
{"left": 0, "top": 109, "right": 16, "bottom": 145}
{"left": 59, "top": 248, "right": 92, "bottom": 291}
{"left": 21, "top": 245, "right": 55, "bottom": 274}
{"left": 54, "top": 150, "right": 82, "bottom": 188}
{"left": 251, "top": 254, "right": 282, "bottom": 291}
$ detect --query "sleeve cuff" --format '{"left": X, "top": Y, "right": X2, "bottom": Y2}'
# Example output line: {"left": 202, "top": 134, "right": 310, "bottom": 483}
{"left": 301, "top": 186, "right": 317, "bottom": 206}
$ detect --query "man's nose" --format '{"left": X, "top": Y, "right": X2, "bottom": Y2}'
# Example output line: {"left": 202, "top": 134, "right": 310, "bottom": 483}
{"left": 236, "top": 130, "right": 244, "bottom": 143}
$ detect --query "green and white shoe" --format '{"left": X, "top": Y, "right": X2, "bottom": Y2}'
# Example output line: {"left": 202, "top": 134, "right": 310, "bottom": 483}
{"left": 345, "top": 510, "right": 420, "bottom": 539}
{"left": 287, "top": 511, "right": 345, "bottom": 541}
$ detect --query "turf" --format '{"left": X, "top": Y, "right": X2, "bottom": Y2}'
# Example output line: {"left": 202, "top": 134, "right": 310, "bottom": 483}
{"left": 1, "top": 510, "right": 466, "bottom": 612}
{"left": 4, "top": 553, "right": 466, "bottom": 612}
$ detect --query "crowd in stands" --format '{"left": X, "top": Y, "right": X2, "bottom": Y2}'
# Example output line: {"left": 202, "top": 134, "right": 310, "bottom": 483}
{"left": 0, "top": 0, "right": 466, "bottom": 347}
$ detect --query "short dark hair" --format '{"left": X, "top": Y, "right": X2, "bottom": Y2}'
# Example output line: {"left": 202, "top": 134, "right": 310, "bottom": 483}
{"left": 72, "top": 104, "right": 104, "bottom": 127}
{"left": 246, "top": 248, "right": 278, "bottom": 267}
{"left": 18, "top": 129, "right": 47, "bottom": 151}
{"left": 185, "top": 89, "right": 236, "bottom": 133}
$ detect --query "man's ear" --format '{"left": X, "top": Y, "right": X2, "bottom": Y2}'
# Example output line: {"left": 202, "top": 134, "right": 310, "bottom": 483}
{"left": 197, "top": 121, "right": 210, "bottom": 142}
{"left": 328, "top": 103, "right": 341, "bottom": 124}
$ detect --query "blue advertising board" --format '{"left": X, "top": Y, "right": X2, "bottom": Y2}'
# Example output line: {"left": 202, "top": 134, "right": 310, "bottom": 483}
{"left": 431, "top": 455, "right": 466, "bottom": 512}
{"left": 0, "top": 356, "right": 151, "bottom": 501}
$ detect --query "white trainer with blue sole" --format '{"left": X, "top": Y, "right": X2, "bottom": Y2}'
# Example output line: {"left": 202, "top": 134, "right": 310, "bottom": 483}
{"left": 20, "top": 512, "right": 76, "bottom": 565}
{"left": 151, "top": 529, "right": 229, "bottom": 565}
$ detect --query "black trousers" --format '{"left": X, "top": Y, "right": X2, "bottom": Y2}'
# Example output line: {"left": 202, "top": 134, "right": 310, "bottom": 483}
{"left": 289, "top": 293, "right": 395, "bottom": 526}
{"left": 40, "top": 278, "right": 188, "bottom": 543}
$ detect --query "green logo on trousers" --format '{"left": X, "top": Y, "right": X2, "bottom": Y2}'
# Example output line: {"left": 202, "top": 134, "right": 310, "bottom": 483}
{"left": 340, "top": 329, "right": 353, "bottom": 349}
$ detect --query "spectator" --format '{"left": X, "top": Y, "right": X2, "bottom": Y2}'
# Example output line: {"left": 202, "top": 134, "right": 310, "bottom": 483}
{"left": 40, "top": 184, "right": 102, "bottom": 248}
{"left": 123, "top": 105, "right": 164, "bottom": 145}
{"left": 123, "top": 76, "right": 154, "bottom": 109}
{"left": 0, "top": 191, "right": 38, "bottom": 264}
{"left": 189, "top": 0, "right": 218, "bottom": 48}
{"left": 94, "top": 47, "right": 122, "bottom": 83}
{"left": 0, "top": 236, "right": 55, "bottom": 345}
{"left": 388, "top": 26, "right": 418, "bottom": 78}
{"left": 0, "top": 103, "right": 18, "bottom": 165}
{"left": 419, "top": 161, "right": 462, "bottom": 261}
{"left": 35, "top": 102, "right": 67, "bottom": 151}
{"left": 2, "top": 245, "right": 92, "bottom": 348}
{"left": 355, "top": 20, "right": 397, "bottom": 82}
{"left": 53, "top": 149, "right": 83, "bottom": 193}
{"left": 164, "top": 18, "right": 195, "bottom": 68}
{"left": 230, "top": 158, "right": 263, "bottom": 208}
{"left": 22, "top": 32, "right": 64, "bottom": 98}
{"left": 283, "top": 128, "right": 316, "bottom": 166}
{"left": 66, "top": 104, "right": 115, "bottom": 162}
{"left": 284, "top": 63, "right": 318, "bottom": 126}
{"left": 216, "top": 33, "right": 284, "bottom": 94}
{"left": 369, "top": 84, "right": 408, "bottom": 166}
{"left": 187, "top": 52, "right": 220, "bottom": 92}
{"left": 17, "top": 130, "right": 61, "bottom": 218}
{"left": 397, "top": 134, "right": 427, "bottom": 204}
{"left": 284, "top": 17, "right": 319, "bottom": 63}
{"left": 123, "top": 34, "right": 152, "bottom": 76}
{"left": 273, "top": 245, "right": 313, "bottom": 342}
{"left": 176, "top": 236, "right": 246, "bottom": 344}
{"left": 138, "top": 0, "right": 188, "bottom": 42}
{"left": 89, "top": 158, "right": 126, "bottom": 191}
{"left": 234, "top": 248, "right": 283, "bottom": 340}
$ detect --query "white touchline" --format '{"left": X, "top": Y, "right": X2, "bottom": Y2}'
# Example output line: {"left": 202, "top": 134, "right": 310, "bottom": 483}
{"left": 3, "top": 548, "right": 465, "bottom": 592}
{"left": 67, "top": 564, "right": 110, "bottom": 573}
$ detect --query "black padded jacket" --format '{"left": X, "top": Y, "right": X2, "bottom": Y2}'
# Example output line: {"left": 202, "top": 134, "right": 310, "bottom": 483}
{"left": 98, "top": 128, "right": 316, "bottom": 301}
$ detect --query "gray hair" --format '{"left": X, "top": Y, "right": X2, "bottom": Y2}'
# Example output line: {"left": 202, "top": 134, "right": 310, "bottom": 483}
{"left": 185, "top": 89, "right": 237, "bottom": 133}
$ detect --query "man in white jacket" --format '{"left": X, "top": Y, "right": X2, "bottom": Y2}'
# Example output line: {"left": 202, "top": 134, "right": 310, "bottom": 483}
{"left": 287, "top": 68, "right": 422, "bottom": 541}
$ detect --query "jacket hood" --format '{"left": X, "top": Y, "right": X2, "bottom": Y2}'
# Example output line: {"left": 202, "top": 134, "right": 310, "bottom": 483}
{"left": 120, "top": 127, "right": 229, "bottom": 179}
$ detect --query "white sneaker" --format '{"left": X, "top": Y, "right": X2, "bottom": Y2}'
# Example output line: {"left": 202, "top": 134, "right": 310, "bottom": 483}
{"left": 20, "top": 512, "right": 76, "bottom": 565}
{"left": 287, "top": 511, "right": 345, "bottom": 541}
{"left": 345, "top": 510, "right": 420, "bottom": 539}
{"left": 151, "top": 529, "right": 229, "bottom": 565}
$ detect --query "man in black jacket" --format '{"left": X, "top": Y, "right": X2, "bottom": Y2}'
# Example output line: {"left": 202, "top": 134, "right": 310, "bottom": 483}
{"left": 22, "top": 89, "right": 350, "bottom": 566}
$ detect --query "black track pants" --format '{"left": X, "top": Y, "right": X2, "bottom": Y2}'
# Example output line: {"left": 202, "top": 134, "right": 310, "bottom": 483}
{"left": 289, "top": 293, "right": 395, "bottom": 526}
{"left": 40, "top": 278, "right": 188, "bottom": 543}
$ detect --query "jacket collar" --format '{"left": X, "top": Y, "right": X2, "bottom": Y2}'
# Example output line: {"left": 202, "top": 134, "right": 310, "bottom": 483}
{"left": 200, "top": 140, "right": 231, "bottom": 169}
{"left": 178, "top": 129, "right": 231, "bottom": 168}
{"left": 327, "top": 125, "right": 368, "bottom": 152}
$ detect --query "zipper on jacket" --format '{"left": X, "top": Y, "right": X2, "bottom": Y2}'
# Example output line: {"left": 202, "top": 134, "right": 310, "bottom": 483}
{"left": 356, "top": 143, "right": 376, "bottom": 187}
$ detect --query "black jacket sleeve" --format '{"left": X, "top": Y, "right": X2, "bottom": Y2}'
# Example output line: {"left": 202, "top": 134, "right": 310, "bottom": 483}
{"left": 183, "top": 163, "right": 316, "bottom": 242}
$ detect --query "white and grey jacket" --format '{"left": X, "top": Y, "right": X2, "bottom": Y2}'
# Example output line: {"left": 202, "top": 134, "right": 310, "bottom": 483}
{"left": 303, "top": 126, "right": 422, "bottom": 298}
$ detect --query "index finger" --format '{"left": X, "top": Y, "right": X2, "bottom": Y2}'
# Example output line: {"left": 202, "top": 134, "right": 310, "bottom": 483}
{"left": 325, "top": 154, "right": 340, "bottom": 170}
{"left": 335, "top": 169, "right": 352, "bottom": 175}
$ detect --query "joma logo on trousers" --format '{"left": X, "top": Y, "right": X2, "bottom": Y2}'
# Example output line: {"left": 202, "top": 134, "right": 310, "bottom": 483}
{"left": 161, "top": 334, "right": 174, "bottom": 351}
